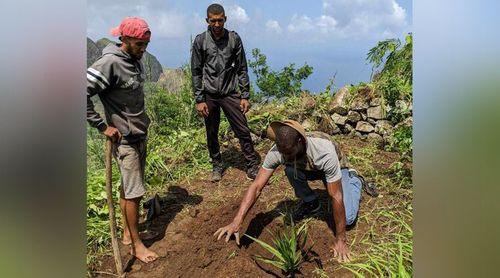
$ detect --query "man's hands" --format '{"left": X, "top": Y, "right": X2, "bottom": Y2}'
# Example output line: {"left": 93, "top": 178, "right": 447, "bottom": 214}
{"left": 196, "top": 102, "right": 209, "bottom": 118}
{"left": 196, "top": 99, "right": 249, "bottom": 118}
{"left": 214, "top": 221, "right": 241, "bottom": 245}
{"left": 331, "top": 237, "right": 351, "bottom": 263}
{"left": 102, "top": 126, "right": 121, "bottom": 142}
{"left": 240, "top": 99, "right": 250, "bottom": 114}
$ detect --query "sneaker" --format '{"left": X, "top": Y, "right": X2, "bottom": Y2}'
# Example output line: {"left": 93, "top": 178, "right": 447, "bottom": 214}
{"left": 293, "top": 199, "right": 321, "bottom": 220}
{"left": 349, "top": 168, "right": 378, "bottom": 197}
{"left": 210, "top": 165, "right": 224, "bottom": 182}
{"left": 364, "top": 182, "right": 379, "bottom": 197}
{"left": 246, "top": 164, "right": 260, "bottom": 180}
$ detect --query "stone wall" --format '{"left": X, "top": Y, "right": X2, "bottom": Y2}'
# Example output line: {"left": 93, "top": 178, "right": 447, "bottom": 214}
{"left": 303, "top": 86, "right": 412, "bottom": 141}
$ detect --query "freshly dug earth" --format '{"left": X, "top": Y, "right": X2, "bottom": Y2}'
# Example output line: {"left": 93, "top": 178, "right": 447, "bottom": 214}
{"left": 94, "top": 136, "right": 411, "bottom": 277}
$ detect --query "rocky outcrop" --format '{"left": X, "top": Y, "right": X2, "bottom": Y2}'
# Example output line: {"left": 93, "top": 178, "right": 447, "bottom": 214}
{"left": 141, "top": 52, "right": 163, "bottom": 82}
{"left": 87, "top": 38, "right": 101, "bottom": 67}
{"left": 331, "top": 114, "right": 347, "bottom": 126}
{"left": 355, "top": 122, "right": 374, "bottom": 133}
{"left": 320, "top": 86, "right": 412, "bottom": 140}
{"left": 367, "top": 106, "right": 386, "bottom": 120}
{"left": 87, "top": 37, "right": 163, "bottom": 82}
{"left": 157, "top": 68, "right": 186, "bottom": 93}
{"left": 347, "top": 111, "right": 362, "bottom": 124}
{"left": 329, "top": 86, "right": 349, "bottom": 115}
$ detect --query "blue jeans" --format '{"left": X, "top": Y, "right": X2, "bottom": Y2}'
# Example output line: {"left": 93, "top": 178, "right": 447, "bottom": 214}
{"left": 284, "top": 166, "right": 362, "bottom": 225}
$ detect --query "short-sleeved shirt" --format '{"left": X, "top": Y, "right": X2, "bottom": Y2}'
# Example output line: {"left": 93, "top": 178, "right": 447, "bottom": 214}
{"left": 262, "top": 131, "right": 343, "bottom": 183}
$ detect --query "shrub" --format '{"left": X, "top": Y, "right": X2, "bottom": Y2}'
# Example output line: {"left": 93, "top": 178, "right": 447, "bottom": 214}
{"left": 249, "top": 48, "right": 313, "bottom": 100}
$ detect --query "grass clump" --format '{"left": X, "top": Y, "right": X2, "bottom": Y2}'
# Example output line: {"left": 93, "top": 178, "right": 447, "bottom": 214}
{"left": 245, "top": 218, "right": 313, "bottom": 277}
{"left": 341, "top": 209, "right": 413, "bottom": 277}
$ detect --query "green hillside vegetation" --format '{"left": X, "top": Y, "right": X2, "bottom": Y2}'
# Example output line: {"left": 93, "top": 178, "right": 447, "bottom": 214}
{"left": 86, "top": 34, "right": 413, "bottom": 276}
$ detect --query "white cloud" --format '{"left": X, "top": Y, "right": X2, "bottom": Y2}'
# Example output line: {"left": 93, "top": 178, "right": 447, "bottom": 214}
{"left": 285, "top": 0, "right": 407, "bottom": 40}
{"left": 265, "top": 20, "right": 282, "bottom": 34}
{"left": 226, "top": 5, "right": 250, "bottom": 24}
{"left": 287, "top": 14, "right": 338, "bottom": 35}
{"left": 135, "top": 4, "right": 188, "bottom": 39}
{"left": 287, "top": 14, "right": 314, "bottom": 33}
{"left": 317, "top": 15, "right": 338, "bottom": 34}
{"left": 321, "top": 0, "right": 407, "bottom": 37}
{"left": 87, "top": 1, "right": 203, "bottom": 40}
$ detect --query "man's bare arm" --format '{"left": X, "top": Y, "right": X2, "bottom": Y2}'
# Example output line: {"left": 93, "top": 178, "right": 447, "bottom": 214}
{"left": 214, "top": 167, "right": 275, "bottom": 244}
{"left": 233, "top": 167, "right": 274, "bottom": 225}
{"left": 326, "top": 179, "right": 351, "bottom": 262}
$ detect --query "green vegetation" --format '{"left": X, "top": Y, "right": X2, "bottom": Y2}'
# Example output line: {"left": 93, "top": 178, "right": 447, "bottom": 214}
{"left": 369, "top": 33, "right": 412, "bottom": 126}
{"left": 249, "top": 48, "right": 313, "bottom": 100}
{"left": 86, "top": 34, "right": 413, "bottom": 276}
{"left": 342, "top": 209, "right": 413, "bottom": 277}
{"left": 367, "top": 33, "right": 412, "bottom": 105}
{"left": 245, "top": 218, "right": 313, "bottom": 277}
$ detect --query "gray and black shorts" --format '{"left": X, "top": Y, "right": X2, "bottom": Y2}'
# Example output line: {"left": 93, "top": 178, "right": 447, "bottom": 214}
{"left": 113, "top": 140, "right": 147, "bottom": 199}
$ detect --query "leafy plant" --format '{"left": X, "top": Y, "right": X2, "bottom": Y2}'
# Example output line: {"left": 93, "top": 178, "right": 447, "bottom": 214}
{"left": 367, "top": 33, "right": 412, "bottom": 86}
{"left": 245, "top": 219, "right": 313, "bottom": 277}
{"left": 390, "top": 125, "right": 413, "bottom": 158}
{"left": 249, "top": 48, "right": 313, "bottom": 100}
{"left": 367, "top": 33, "right": 412, "bottom": 110}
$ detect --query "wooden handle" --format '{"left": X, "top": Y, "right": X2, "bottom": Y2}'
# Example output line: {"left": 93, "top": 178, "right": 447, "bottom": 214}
{"left": 105, "top": 139, "right": 124, "bottom": 276}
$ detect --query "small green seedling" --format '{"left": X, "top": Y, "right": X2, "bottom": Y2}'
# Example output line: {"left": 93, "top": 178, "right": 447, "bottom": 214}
{"left": 245, "top": 218, "right": 313, "bottom": 277}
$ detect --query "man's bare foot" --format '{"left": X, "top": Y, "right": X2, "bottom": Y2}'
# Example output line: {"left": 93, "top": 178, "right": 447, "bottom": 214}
{"left": 122, "top": 230, "right": 159, "bottom": 245}
{"left": 131, "top": 242, "right": 158, "bottom": 264}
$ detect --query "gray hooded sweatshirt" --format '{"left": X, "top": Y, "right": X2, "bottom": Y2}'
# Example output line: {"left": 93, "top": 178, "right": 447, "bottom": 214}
{"left": 87, "top": 43, "right": 150, "bottom": 144}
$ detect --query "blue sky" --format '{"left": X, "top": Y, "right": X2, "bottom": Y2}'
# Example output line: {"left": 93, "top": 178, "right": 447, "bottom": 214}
{"left": 87, "top": 0, "right": 412, "bottom": 92}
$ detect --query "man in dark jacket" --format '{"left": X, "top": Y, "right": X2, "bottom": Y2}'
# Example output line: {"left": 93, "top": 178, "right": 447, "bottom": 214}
{"left": 191, "top": 3, "right": 260, "bottom": 182}
{"left": 87, "top": 17, "right": 158, "bottom": 263}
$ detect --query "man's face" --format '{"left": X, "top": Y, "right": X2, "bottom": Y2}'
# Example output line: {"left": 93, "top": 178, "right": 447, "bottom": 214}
{"left": 206, "top": 12, "right": 226, "bottom": 36}
{"left": 122, "top": 36, "right": 150, "bottom": 60}
{"left": 277, "top": 138, "right": 305, "bottom": 163}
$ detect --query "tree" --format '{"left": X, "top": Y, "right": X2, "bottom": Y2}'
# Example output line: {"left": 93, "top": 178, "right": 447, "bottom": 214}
{"left": 367, "top": 33, "right": 413, "bottom": 107}
{"left": 249, "top": 48, "right": 313, "bottom": 100}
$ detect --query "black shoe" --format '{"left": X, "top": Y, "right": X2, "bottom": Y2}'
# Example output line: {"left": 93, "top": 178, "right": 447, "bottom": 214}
{"left": 364, "top": 182, "right": 379, "bottom": 197}
{"left": 348, "top": 168, "right": 378, "bottom": 197}
{"left": 293, "top": 199, "right": 321, "bottom": 220}
{"left": 246, "top": 164, "right": 260, "bottom": 180}
{"left": 143, "top": 194, "right": 162, "bottom": 222}
{"left": 210, "top": 165, "right": 224, "bottom": 182}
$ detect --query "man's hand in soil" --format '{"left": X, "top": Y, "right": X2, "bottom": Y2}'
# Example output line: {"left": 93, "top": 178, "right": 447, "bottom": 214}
{"left": 332, "top": 237, "right": 351, "bottom": 263}
{"left": 196, "top": 102, "right": 209, "bottom": 118}
{"left": 240, "top": 99, "right": 250, "bottom": 114}
{"left": 214, "top": 222, "right": 241, "bottom": 245}
{"left": 102, "top": 126, "right": 121, "bottom": 142}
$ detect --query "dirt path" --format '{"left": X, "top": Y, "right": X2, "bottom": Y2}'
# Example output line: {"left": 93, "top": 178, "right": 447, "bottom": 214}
{"left": 95, "top": 136, "right": 410, "bottom": 277}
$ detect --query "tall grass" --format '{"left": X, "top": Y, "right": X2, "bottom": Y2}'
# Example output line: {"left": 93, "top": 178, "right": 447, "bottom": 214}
{"left": 342, "top": 209, "right": 413, "bottom": 277}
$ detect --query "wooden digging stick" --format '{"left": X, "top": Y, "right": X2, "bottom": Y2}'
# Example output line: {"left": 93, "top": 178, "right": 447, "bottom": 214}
{"left": 105, "top": 138, "right": 124, "bottom": 276}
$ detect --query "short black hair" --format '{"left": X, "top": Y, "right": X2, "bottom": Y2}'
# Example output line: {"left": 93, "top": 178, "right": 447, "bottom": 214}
{"left": 275, "top": 125, "right": 301, "bottom": 150}
{"left": 207, "top": 3, "right": 225, "bottom": 17}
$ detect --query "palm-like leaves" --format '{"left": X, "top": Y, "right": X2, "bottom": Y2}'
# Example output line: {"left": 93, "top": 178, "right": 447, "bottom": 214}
{"left": 244, "top": 219, "right": 312, "bottom": 275}
{"left": 366, "top": 33, "right": 412, "bottom": 86}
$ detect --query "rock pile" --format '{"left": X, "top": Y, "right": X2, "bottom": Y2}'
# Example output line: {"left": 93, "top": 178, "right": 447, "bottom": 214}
{"left": 301, "top": 86, "right": 412, "bottom": 141}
